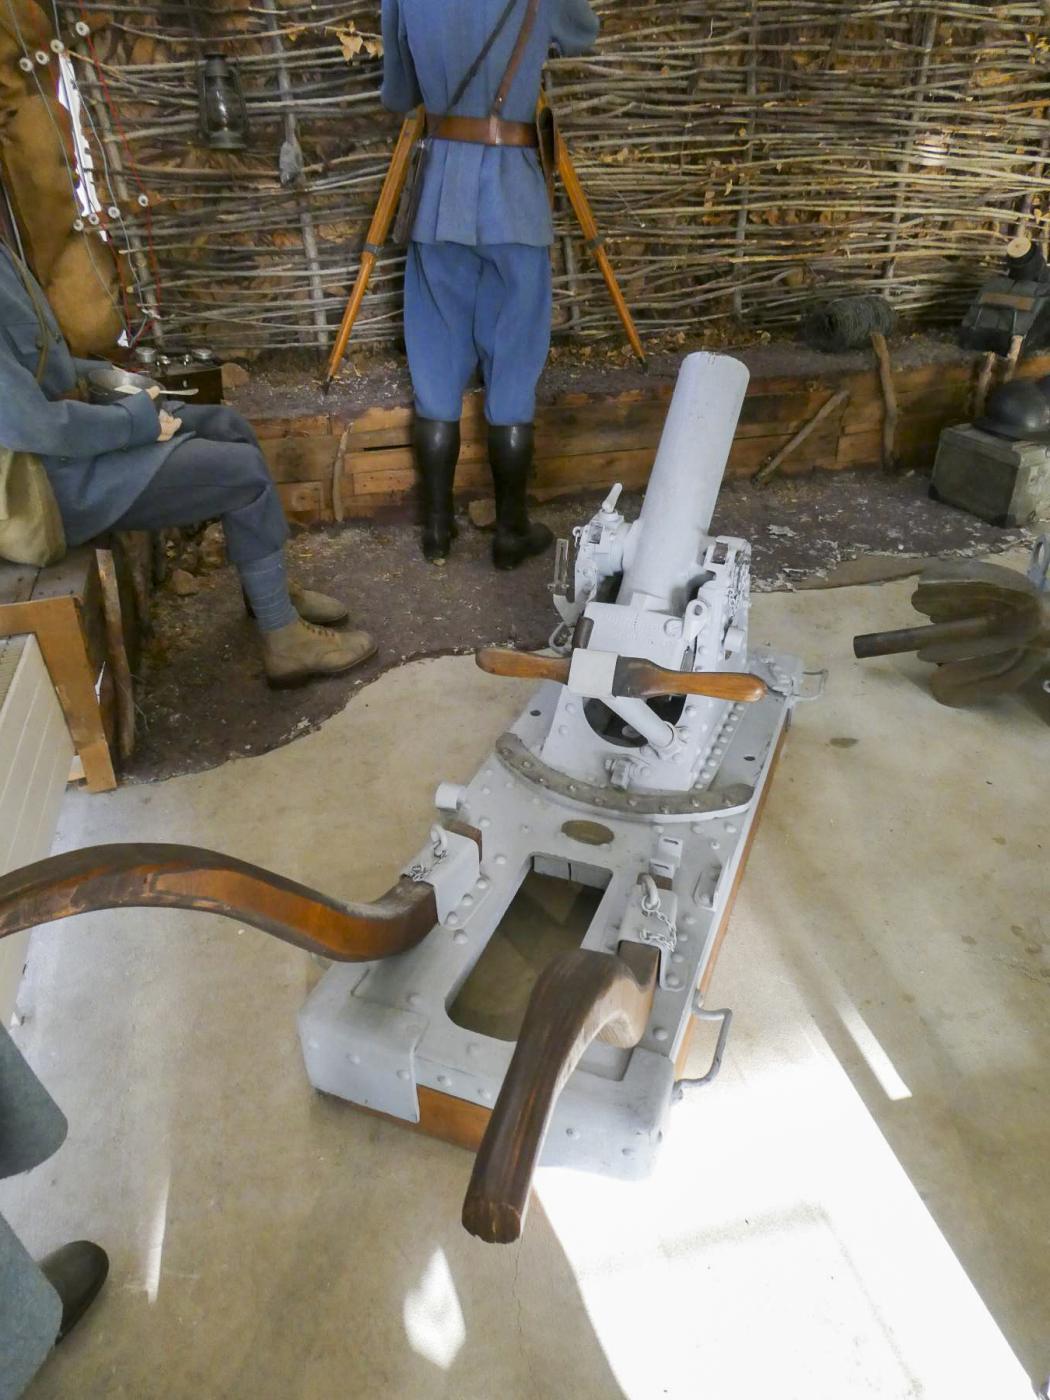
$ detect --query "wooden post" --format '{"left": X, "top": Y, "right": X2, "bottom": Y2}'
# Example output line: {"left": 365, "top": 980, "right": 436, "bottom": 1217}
{"left": 870, "top": 331, "right": 899, "bottom": 470}
{"left": 754, "top": 389, "right": 849, "bottom": 485}
{"left": 6, "top": 598, "right": 117, "bottom": 793}
{"left": 96, "top": 548, "right": 135, "bottom": 763}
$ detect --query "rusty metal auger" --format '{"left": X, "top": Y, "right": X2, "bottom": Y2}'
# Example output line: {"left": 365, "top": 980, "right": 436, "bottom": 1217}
{"left": 853, "top": 556, "right": 1050, "bottom": 708}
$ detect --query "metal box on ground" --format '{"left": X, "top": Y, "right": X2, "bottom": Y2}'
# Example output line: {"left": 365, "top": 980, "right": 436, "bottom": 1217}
{"left": 931, "top": 423, "right": 1050, "bottom": 526}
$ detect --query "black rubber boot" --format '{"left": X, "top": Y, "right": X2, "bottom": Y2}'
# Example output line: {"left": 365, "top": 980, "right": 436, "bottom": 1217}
{"left": 489, "top": 423, "right": 553, "bottom": 571}
{"left": 39, "top": 1240, "right": 109, "bottom": 1343}
{"left": 413, "top": 417, "right": 460, "bottom": 564}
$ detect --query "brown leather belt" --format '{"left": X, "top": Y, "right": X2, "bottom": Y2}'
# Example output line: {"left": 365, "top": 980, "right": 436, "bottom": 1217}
{"left": 426, "top": 113, "right": 538, "bottom": 148}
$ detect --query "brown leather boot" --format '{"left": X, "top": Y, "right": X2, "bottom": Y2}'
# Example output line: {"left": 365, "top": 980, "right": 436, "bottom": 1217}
{"left": 244, "top": 582, "right": 350, "bottom": 627}
{"left": 262, "top": 618, "right": 375, "bottom": 688}
{"left": 289, "top": 583, "right": 349, "bottom": 626}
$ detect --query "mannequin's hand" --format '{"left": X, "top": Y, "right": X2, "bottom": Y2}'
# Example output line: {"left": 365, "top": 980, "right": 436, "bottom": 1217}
{"left": 157, "top": 410, "right": 181, "bottom": 442}
{"left": 145, "top": 385, "right": 162, "bottom": 400}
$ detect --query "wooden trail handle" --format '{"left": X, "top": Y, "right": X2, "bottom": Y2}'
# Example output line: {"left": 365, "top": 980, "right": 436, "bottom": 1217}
{"left": 322, "top": 109, "right": 425, "bottom": 389}
{"left": 476, "top": 647, "right": 767, "bottom": 703}
{"left": 0, "top": 841, "right": 450, "bottom": 962}
{"left": 462, "top": 943, "right": 659, "bottom": 1244}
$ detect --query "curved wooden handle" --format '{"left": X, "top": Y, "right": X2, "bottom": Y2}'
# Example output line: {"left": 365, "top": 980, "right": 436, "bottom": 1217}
{"left": 462, "top": 942, "right": 659, "bottom": 1244}
{"left": 0, "top": 842, "right": 445, "bottom": 962}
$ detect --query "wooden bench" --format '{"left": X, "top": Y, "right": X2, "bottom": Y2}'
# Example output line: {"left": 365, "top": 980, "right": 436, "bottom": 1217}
{"left": 0, "top": 547, "right": 131, "bottom": 793}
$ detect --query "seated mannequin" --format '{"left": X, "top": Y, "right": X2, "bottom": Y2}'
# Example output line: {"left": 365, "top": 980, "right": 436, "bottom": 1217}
{"left": 0, "top": 243, "right": 374, "bottom": 687}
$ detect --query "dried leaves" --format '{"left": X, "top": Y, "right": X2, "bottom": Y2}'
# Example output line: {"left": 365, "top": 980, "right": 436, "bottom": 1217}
{"left": 331, "top": 23, "right": 383, "bottom": 63}
{"left": 64, "top": 0, "right": 1050, "bottom": 354}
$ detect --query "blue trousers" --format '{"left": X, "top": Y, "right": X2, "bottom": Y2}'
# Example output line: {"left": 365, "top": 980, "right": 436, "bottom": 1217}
{"left": 110, "top": 404, "right": 288, "bottom": 567}
{"left": 404, "top": 241, "right": 552, "bottom": 425}
{"left": 0, "top": 1028, "right": 67, "bottom": 1400}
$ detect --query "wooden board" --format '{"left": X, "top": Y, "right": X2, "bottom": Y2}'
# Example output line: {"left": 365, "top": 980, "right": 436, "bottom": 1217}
{"left": 333, "top": 728, "right": 788, "bottom": 1155}
{"left": 250, "top": 349, "right": 1050, "bottom": 525}
{"left": 676, "top": 724, "right": 788, "bottom": 1078}
{"left": 0, "top": 549, "right": 117, "bottom": 793}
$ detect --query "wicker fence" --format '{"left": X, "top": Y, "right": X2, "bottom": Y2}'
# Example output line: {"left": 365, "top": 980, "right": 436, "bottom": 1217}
{"left": 59, "top": 0, "right": 1050, "bottom": 357}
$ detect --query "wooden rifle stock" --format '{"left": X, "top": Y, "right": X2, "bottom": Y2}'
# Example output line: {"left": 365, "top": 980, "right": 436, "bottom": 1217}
{"left": 0, "top": 842, "right": 451, "bottom": 962}
{"left": 321, "top": 109, "right": 425, "bottom": 393}
{"left": 538, "top": 92, "right": 645, "bottom": 367}
{"left": 462, "top": 942, "right": 659, "bottom": 1243}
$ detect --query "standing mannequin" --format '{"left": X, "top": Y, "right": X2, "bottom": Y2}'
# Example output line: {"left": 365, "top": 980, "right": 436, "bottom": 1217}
{"left": 380, "top": 0, "right": 600, "bottom": 568}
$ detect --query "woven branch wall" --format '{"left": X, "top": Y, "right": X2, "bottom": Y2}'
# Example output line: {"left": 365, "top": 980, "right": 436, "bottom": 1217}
{"left": 58, "top": 0, "right": 1050, "bottom": 357}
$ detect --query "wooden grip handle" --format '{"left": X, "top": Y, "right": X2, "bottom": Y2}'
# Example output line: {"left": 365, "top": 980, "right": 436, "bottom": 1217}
{"left": 476, "top": 648, "right": 767, "bottom": 704}
{"left": 475, "top": 648, "right": 570, "bottom": 684}
{"left": 462, "top": 943, "right": 658, "bottom": 1244}
{"left": 615, "top": 660, "right": 767, "bottom": 703}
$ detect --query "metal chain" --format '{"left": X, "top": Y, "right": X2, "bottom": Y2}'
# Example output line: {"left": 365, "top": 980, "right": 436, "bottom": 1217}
{"left": 407, "top": 826, "right": 448, "bottom": 883}
{"left": 638, "top": 875, "right": 677, "bottom": 955}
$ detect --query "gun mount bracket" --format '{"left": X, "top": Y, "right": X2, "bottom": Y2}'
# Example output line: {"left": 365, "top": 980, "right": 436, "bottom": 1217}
{"left": 495, "top": 733, "right": 754, "bottom": 816}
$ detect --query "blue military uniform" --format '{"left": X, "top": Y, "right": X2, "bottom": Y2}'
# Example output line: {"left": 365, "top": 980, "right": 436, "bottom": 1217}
{"left": 380, "top": 0, "right": 599, "bottom": 425}
{"left": 380, "top": 0, "right": 599, "bottom": 569}
{"left": 0, "top": 1027, "right": 68, "bottom": 1399}
{"left": 0, "top": 246, "right": 167, "bottom": 545}
{"left": 0, "top": 246, "right": 299, "bottom": 634}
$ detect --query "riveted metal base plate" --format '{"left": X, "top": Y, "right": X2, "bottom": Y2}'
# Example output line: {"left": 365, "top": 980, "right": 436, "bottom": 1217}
{"left": 298, "top": 650, "right": 800, "bottom": 1180}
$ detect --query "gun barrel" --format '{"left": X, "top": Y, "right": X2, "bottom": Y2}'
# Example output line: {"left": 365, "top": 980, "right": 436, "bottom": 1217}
{"left": 619, "top": 353, "right": 750, "bottom": 613}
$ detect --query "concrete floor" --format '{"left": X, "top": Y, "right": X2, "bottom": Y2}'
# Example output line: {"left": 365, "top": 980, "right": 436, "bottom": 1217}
{"left": 1, "top": 561, "right": 1046, "bottom": 1399}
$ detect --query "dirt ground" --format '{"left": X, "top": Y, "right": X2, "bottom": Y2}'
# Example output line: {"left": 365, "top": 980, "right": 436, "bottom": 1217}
{"left": 125, "top": 470, "right": 1028, "bottom": 784}
{"left": 229, "top": 332, "right": 972, "bottom": 420}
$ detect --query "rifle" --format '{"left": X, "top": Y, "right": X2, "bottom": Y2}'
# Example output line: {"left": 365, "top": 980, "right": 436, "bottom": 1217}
{"left": 320, "top": 108, "right": 425, "bottom": 396}
{"left": 537, "top": 90, "right": 646, "bottom": 368}
{"left": 322, "top": 101, "right": 646, "bottom": 391}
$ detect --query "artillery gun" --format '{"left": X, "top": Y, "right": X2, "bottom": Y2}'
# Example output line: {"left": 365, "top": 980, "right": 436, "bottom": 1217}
{"left": 0, "top": 353, "right": 808, "bottom": 1243}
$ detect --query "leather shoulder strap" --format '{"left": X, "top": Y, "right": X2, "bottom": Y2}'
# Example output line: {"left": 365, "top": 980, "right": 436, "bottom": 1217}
{"left": 446, "top": 0, "right": 520, "bottom": 114}
{"left": 492, "top": 0, "right": 541, "bottom": 116}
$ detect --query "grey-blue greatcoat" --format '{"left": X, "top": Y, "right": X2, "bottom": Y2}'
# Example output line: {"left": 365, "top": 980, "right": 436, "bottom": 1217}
{"left": 0, "top": 1026, "right": 69, "bottom": 1400}
{"left": 0, "top": 247, "right": 179, "bottom": 546}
